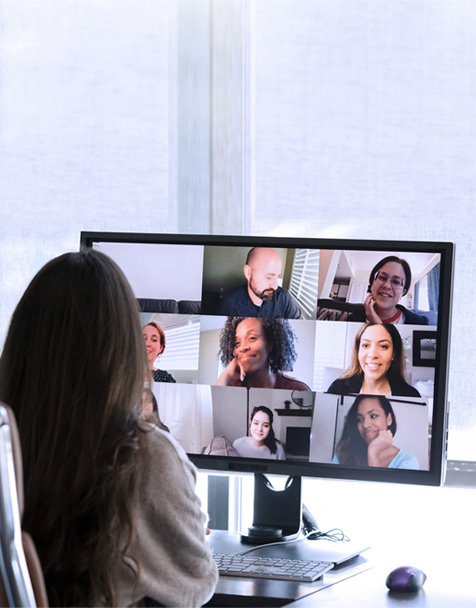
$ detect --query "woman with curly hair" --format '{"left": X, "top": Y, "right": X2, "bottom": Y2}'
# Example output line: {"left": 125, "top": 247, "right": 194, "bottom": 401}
{"left": 216, "top": 316, "right": 310, "bottom": 390}
{"left": 333, "top": 395, "right": 419, "bottom": 469}
{"left": 0, "top": 249, "right": 217, "bottom": 607}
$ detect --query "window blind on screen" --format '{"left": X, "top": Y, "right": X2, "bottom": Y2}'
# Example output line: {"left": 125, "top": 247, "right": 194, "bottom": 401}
{"left": 160, "top": 319, "right": 200, "bottom": 370}
{"left": 288, "top": 249, "right": 319, "bottom": 319}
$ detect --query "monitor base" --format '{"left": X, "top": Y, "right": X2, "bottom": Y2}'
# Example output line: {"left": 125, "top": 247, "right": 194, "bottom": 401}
{"left": 240, "top": 473, "right": 302, "bottom": 544}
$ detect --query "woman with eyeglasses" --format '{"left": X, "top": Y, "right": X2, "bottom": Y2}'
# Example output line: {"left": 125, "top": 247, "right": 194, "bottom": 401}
{"left": 327, "top": 323, "right": 422, "bottom": 397}
{"left": 348, "top": 256, "right": 429, "bottom": 325}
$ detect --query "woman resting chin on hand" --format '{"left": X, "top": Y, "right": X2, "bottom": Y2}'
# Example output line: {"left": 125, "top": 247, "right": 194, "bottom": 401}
{"left": 348, "top": 255, "right": 429, "bottom": 325}
{"left": 363, "top": 293, "right": 385, "bottom": 325}
{"left": 333, "top": 395, "right": 419, "bottom": 470}
{"left": 216, "top": 316, "right": 310, "bottom": 390}
{"left": 366, "top": 428, "right": 399, "bottom": 468}
{"left": 216, "top": 357, "right": 246, "bottom": 386}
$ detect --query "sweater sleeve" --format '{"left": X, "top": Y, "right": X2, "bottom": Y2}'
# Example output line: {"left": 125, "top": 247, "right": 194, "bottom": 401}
{"left": 118, "top": 425, "right": 218, "bottom": 607}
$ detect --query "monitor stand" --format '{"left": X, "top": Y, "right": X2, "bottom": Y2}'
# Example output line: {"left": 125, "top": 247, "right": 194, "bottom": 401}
{"left": 240, "top": 473, "right": 302, "bottom": 544}
{"left": 237, "top": 473, "right": 371, "bottom": 565}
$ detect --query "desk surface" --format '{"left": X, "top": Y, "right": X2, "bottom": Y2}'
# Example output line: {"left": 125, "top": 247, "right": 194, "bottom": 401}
{"left": 207, "top": 530, "right": 476, "bottom": 607}
{"left": 291, "top": 561, "right": 476, "bottom": 608}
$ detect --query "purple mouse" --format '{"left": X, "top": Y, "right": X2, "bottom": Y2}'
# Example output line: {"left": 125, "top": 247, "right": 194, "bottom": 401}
{"left": 386, "top": 566, "right": 427, "bottom": 592}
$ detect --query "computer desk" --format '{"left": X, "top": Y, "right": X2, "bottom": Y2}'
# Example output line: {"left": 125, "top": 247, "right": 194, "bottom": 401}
{"left": 206, "top": 529, "right": 476, "bottom": 607}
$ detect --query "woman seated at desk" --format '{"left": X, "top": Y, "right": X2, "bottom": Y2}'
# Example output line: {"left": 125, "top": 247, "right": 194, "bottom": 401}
{"left": 0, "top": 250, "right": 217, "bottom": 607}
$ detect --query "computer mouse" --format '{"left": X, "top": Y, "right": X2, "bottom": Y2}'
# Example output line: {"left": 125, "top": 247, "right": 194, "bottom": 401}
{"left": 386, "top": 566, "right": 427, "bottom": 592}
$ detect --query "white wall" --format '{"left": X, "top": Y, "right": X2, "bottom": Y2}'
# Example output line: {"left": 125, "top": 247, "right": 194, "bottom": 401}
{"left": 96, "top": 242, "right": 204, "bottom": 300}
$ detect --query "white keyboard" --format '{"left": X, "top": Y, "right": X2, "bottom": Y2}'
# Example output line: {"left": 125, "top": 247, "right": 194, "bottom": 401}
{"left": 213, "top": 553, "right": 334, "bottom": 582}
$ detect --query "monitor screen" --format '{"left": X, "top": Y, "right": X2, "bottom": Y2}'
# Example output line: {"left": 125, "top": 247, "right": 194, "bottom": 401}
{"left": 81, "top": 232, "right": 453, "bottom": 488}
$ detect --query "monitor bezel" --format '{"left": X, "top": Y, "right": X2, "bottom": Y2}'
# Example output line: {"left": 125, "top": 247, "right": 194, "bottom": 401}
{"left": 80, "top": 231, "right": 453, "bottom": 487}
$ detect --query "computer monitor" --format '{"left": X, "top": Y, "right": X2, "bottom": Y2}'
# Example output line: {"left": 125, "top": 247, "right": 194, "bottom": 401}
{"left": 80, "top": 232, "right": 453, "bottom": 543}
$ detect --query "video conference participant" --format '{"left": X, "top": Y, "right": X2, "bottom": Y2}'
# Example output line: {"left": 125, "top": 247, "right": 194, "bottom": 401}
{"left": 333, "top": 395, "right": 420, "bottom": 469}
{"left": 217, "top": 317, "right": 311, "bottom": 390}
{"left": 233, "top": 405, "right": 285, "bottom": 460}
{"left": 0, "top": 250, "right": 217, "bottom": 607}
{"left": 218, "top": 247, "right": 302, "bottom": 319}
{"left": 327, "top": 323, "right": 421, "bottom": 397}
{"left": 142, "top": 321, "right": 176, "bottom": 383}
{"left": 348, "top": 255, "right": 429, "bottom": 325}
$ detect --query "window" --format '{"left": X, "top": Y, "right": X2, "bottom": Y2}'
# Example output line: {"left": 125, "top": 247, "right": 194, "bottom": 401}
{"left": 1, "top": 0, "right": 475, "bottom": 463}
{"left": 253, "top": 0, "right": 476, "bottom": 462}
{"left": 0, "top": 0, "right": 172, "bottom": 342}
{"left": 160, "top": 318, "right": 200, "bottom": 371}
{"left": 288, "top": 249, "right": 320, "bottom": 319}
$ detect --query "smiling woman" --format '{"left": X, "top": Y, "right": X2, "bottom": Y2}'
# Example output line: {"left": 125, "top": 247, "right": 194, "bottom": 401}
{"left": 348, "top": 256, "right": 429, "bottom": 325}
{"left": 142, "top": 322, "right": 176, "bottom": 383}
{"left": 327, "top": 323, "right": 421, "bottom": 397}
{"left": 233, "top": 405, "right": 285, "bottom": 460}
{"left": 216, "top": 317, "right": 310, "bottom": 390}
{"left": 333, "top": 395, "right": 419, "bottom": 469}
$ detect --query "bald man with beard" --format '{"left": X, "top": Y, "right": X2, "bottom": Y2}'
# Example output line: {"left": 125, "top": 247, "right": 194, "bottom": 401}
{"left": 219, "top": 247, "right": 302, "bottom": 319}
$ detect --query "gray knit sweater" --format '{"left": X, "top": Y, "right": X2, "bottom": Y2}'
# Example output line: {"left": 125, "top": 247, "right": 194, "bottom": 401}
{"left": 116, "top": 423, "right": 218, "bottom": 606}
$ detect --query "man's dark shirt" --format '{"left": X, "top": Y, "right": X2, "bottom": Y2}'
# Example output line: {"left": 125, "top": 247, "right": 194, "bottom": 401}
{"left": 218, "top": 284, "right": 302, "bottom": 319}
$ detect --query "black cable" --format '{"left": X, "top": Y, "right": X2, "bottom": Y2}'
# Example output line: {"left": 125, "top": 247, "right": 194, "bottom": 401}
{"left": 305, "top": 528, "right": 350, "bottom": 543}
{"left": 233, "top": 527, "right": 349, "bottom": 556}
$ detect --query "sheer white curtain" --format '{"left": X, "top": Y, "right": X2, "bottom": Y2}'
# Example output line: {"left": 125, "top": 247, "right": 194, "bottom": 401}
{"left": 0, "top": 0, "right": 172, "bottom": 342}
{"left": 253, "top": 0, "right": 476, "bottom": 461}
{"left": 154, "top": 383, "right": 214, "bottom": 453}
{"left": 0, "top": 0, "right": 251, "bottom": 342}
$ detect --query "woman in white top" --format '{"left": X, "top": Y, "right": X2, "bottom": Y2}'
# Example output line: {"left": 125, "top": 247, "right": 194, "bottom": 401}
{"left": 233, "top": 406, "right": 285, "bottom": 460}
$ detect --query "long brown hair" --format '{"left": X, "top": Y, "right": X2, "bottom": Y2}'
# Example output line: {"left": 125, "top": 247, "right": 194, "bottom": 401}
{"left": 336, "top": 395, "right": 397, "bottom": 466}
{"left": 249, "top": 406, "right": 279, "bottom": 454}
{"left": 341, "top": 322, "right": 406, "bottom": 381}
{"left": 0, "top": 249, "right": 147, "bottom": 606}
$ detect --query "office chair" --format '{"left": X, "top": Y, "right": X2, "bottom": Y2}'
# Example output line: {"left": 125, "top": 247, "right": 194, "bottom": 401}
{"left": 0, "top": 403, "right": 48, "bottom": 607}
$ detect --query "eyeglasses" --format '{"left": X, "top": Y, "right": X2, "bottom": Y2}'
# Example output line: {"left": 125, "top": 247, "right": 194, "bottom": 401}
{"left": 374, "top": 271, "right": 405, "bottom": 289}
